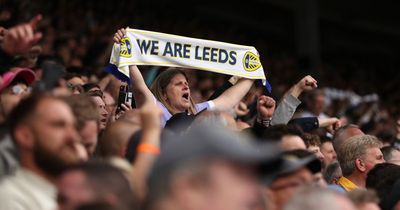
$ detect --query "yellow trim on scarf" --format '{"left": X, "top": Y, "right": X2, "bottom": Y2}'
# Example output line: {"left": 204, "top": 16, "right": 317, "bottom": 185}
{"left": 338, "top": 176, "right": 358, "bottom": 192}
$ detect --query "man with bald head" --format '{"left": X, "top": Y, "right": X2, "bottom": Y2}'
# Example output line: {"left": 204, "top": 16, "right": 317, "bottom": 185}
{"left": 99, "top": 119, "right": 140, "bottom": 159}
{"left": 333, "top": 124, "right": 364, "bottom": 151}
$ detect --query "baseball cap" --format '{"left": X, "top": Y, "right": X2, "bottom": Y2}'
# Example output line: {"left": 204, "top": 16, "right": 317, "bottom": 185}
{"left": 164, "top": 109, "right": 208, "bottom": 133}
{"left": 261, "top": 153, "right": 322, "bottom": 185}
{"left": 0, "top": 67, "right": 36, "bottom": 93}
{"left": 148, "top": 126, "right": 283, "bottom": 186}
{"left": 164, "top": 112, "right": 196, "bottom": 133}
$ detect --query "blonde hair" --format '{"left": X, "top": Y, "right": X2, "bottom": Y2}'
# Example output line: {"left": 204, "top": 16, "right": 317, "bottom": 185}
{"left": 150, "top": 68, "right": 196, "bottom": 114}
{"left": 337, "top": 135, "right": 382, "bottom": 176}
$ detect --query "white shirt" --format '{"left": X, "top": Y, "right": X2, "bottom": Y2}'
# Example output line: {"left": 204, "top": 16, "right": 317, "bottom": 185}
{"left": 0, "top": 168, "right": 57, "bottom": 210}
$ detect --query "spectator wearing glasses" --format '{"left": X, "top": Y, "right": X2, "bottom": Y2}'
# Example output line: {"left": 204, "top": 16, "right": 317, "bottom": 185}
{"left": 0, "top": 68, "right": 36, "bottom": 177}
{"left": 0, "top": 67, "right": 36, "bottom": 124}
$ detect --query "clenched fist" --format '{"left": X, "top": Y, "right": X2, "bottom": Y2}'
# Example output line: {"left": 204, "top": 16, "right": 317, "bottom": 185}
{"left": 291, "top": 75, "right": 318, "bottom": 97}
{"left": 257, "top": 95, "right": 276, "bottom": 120}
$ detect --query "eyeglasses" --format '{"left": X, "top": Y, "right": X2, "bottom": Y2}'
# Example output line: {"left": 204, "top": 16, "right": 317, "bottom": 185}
{"left": 10, "top": 85, "right": 32, "bottom": 95}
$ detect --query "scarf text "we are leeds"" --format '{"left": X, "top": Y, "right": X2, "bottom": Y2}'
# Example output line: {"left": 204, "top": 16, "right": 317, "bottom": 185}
{"left": 108, "top": 28, "right": 267, "bottom": 84}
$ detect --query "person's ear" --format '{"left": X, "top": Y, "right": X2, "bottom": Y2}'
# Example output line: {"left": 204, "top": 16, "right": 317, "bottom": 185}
{"left": 120, "top": 145, "right": 127, "bottom": 157}
{"left": 162, "top": 91, "right": 168, "bottom": 101}
{"left": 355, "top": 158, "right": 366, "bottom": 172}
{"left": 14, "top": 125, "right": 34, "bottom": 150}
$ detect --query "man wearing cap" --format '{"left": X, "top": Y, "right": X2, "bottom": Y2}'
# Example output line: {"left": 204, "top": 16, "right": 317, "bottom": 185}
{"left": 144, "top": 126, "right": 282, "bottom": 210}
{"left": 0, "top": 67, "right": 36, "bottom": 123}
{"left": 261, "top": 150, "right": 321, "bottom": 210}
{"left": 0, "top": 67, "right": 36, "bottom": 177}
{"left": 334, "top": 135, "right": 384, "bottom": 192}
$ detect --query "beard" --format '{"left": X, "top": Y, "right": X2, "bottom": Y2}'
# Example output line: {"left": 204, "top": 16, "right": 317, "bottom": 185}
{"left": 33, "top": 141, "right": 79, "bottom": 177}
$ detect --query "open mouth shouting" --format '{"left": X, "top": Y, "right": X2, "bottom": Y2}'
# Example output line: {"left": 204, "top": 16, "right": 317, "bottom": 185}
{"left": 182, "top": 92, "right": 189, "bottom": 101}
{"left": 99, "top": 117, "right": 108, "bottom": 129}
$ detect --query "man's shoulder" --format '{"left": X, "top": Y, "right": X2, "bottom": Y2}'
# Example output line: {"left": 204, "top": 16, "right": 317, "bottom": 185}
{"left": 0, "top": 171, "right": 56, "bottom": 210}
{"left": 328, "top": 183, "right": 346, "bottom": 193}
{"left": 0, "top": 173, "right": 30, "bottom": 197}
{"left": 0, "top": 176, "right": 30, "bottom": 210}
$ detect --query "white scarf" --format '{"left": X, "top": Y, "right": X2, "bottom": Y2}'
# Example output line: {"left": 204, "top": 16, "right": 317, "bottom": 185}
{"left": 109, "top": 28, "right": 266, "bottom": 82}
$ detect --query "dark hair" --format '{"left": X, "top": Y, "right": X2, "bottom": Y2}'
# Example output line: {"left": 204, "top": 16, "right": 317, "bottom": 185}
{"left": 8, "top": 93, "right": 54, "bottom": 142}
{"left": 319, "top": 135, "right": 333, "bottom": 145}
{"left": 366, "top": 163, "right": 400, "bottom": 189}
{"left": 76, "top": 202, "right": 117, "bottom": 210}
{"left": 67, "top": 66, "right": 89, "bottom": 77}
{"left": 64, "top": 72, "right": 82, "bottom": 81}
{"left": 376, "top": 132, "right": 395, "bottom": 146}
{"left": 323, "top": 161, "right": 342, "bottom": 184}
{"left": 302, "top": 133, "right": 321, "bottom": 147}
{"left": 82, "top": 83, "right": 101, "bottom": 93}
{"left": 381, "top": 180, "right": 400, "bottom": 210}
{"left": 381, "top": 146, "right": 398, "bottom": 162}
{"left": 76, "top": 202, "right": 133, "bottom": 210}
{"left": 284, "top": 149, "right": 313, "bottom": 158}
{"left": 366, "top": 163, "right": 400, "bottom": 210}
{"left": 9, "top": 76, "right": 29, "bottom": 87}
{"left": 87, "top": 90, "right": 103, "bottom": 98}
{"left": 260, "top": 124, "right": 304, "bottom": 142}
{"left": 36, "top": 55, "right": 65, "bottom": 68}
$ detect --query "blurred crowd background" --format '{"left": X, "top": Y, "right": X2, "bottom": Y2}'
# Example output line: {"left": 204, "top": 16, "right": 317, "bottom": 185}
{"left": 1, "top": 1, "right": 400, "bottom": 210}
{"left": 2, "top": 0, "right": 400, "bottom": 139}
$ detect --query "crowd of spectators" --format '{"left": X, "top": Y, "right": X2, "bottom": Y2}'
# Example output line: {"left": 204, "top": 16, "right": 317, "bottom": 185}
{"left": 0, "top": 1, "right": 400, "bottom": 210}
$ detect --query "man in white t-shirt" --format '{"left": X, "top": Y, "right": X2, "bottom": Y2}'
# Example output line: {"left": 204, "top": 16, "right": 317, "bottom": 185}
{"left": 0, "top": 94, "right": 85, "bottom": 210}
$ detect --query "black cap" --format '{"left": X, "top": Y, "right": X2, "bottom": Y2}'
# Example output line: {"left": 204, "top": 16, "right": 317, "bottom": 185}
{"left": 164, "top": 112, "right": 196, "bottom": 133}
{"left": 261, "top": 153, "right": 322, "bottom": 185}
{"left": 148, "top": 126, "right": 283, "bottom": 186}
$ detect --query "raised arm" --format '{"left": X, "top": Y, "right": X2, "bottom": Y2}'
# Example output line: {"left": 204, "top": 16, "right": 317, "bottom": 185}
{"left": 271, "top": 75, "right": 317, "bottom": 125}
{"left": 0, "top": 15, "right": 42, "bottom": 74}
{"left": 130, "top": 102, "right": 162, "bottom": 201}
{"left": 211, "top": 78, "right": 254, "bottom": 111}
{"left": 128, "top": 65, "right": 154, "bottom": 108}
{"left": 114, "top": 29, "right": 154, "bottom": 107}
